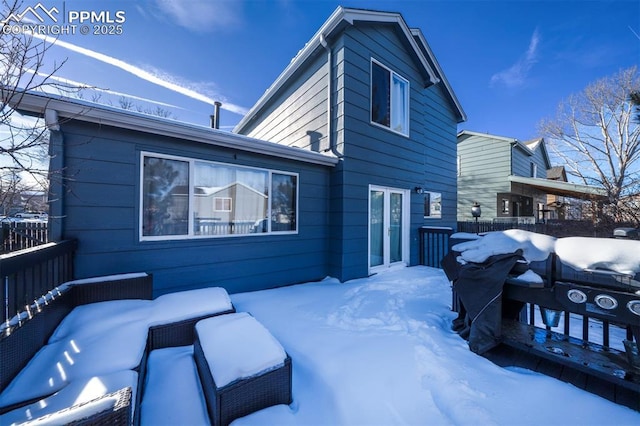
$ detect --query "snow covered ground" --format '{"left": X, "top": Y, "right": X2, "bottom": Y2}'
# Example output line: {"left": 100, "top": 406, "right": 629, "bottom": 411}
{"left": 4, "top": 229, "right": 640, "bottom": 425}
{"left": 216, "top": 266, "right": 639, "bottom": 425}
{"left": 3, "top": 265, "right": 639, "bottom": 425}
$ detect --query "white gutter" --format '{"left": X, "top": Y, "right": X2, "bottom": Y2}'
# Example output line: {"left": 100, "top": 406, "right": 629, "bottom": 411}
{"left": 10, "top": 91, "right": 339, "bottom": 167}
{"left": 319, "top": 33, "right": 341, "bottom": 158}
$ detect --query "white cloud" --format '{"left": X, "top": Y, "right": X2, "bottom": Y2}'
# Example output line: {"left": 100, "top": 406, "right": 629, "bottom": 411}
{"left": 153, "top": 0, "right": 242, "bottom": 33}
{"left": 28, "top": 32, "right": 249, "bottom": 115}
{"left": 490, "top": 28, "right": 541, "bottom": 89}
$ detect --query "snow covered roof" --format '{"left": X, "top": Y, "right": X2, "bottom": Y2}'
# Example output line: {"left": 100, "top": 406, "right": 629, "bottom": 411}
{"left": 8, "top": 91, "right": 340, "bottom": 168}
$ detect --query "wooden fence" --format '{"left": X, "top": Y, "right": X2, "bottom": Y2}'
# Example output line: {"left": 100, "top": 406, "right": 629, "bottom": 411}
{"left": 1, "top": 239, "right": 77, "bottom": 322}
{"left": 1, "top": 221, "right": 49, "bottom": 254}
{"left": 457, "top": 219, "right": 638, "bottom": 238}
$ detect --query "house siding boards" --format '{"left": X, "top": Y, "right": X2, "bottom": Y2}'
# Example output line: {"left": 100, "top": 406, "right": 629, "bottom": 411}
{"left": 238, "top": 19, "right": 461, "bottom": 281}
{"left": 16, "top": 7, "right": 463, "bottom": 293}
{"left": 55, "top": 120, "right": 333, "bottom": 296}
{"left": 239, "top": 52, "right": 330, "bottom": 152}
{"left": 457, "top": 132, "right": 554, "bottom": 221}
{"left": 457, "top": 134, "right": 512, "bottom": 220}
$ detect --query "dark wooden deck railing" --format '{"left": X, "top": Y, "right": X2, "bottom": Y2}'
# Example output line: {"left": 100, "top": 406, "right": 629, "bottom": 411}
{"left": 418, "top": 226, "right": 454, "bottom": 268}
{"left": 1, "top": 239, "right": 77, "bottom": 322}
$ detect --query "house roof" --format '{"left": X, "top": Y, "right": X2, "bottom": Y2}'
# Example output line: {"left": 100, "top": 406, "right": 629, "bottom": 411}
{"left": 234, "top": 6, "right": 466, "bottom": 132}
{"left": 546, "top": 166, "right": 567, "bottom": 181}
{"left": 8, "top": 90, "right": 340, "bottom": 168}
{"left": 509, "top": 175, "right": 607, "bottom": 200}
{"left": 457, "top": 130, "right": 551, "bottom": 168}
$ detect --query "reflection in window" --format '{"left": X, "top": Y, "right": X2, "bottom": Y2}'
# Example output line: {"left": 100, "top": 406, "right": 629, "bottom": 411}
{"left": 423, "top": 191, "right": 442, "bottom": 219}
{"left": 502, "top": 199, "right": 510, "bottom": 214}
{"left": 194, "top": 162, "right": 268, "bottom": 235}
{"left": 371, "top": 60, "right": 409, "bottom": 135}
{"left": 214, "top": 197, "right": 232, "bottom": 212}
{"left": 142, "top": 157, "right": 189, "bottom": 236}
{"left": 271, "top": 173, "right": 297, "bottom": 232}
{"left": 141, "top": 153, "right": 298, "bottom": 239}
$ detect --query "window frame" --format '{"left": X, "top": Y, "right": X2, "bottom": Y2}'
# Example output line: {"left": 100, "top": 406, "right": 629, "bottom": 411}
{"left": 139, "top": 151, "right": 299, "bottom": 241}
{"left": 423, "top": 191, "right": 442, "bottom": 219}
{"left": 213, "top": 197, "right": 232, "bottom": 212}
{"left": 370, "top": 58, "right": 410, "bottom": 137}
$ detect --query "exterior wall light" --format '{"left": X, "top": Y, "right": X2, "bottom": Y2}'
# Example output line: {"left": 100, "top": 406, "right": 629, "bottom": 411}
{"left": 414, "top": 187, "right": 424, "bottom": 194}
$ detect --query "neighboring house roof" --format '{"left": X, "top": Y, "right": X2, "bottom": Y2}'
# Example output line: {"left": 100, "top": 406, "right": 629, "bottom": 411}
{"left": 509, "top": 176, "right": 607, "bottom": 200}
{"left": 8, "top": 90, "right": 339, "bottom": 167}
{"left": 234, "top": 6, "right": 466, "bottom": 133}
{"left": 457, "top": 130, "right": 551, "bottom": 168}
{"left": 196, "top": 182, "right": 267, "bottom": 199}
{"left": 546, "top": 166, "right": 568, "bottom": 181}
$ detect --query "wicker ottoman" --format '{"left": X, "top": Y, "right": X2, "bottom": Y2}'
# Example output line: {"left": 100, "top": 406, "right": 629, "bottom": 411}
{"left": 194, "top": 313, "right": 292, "bottom": 426}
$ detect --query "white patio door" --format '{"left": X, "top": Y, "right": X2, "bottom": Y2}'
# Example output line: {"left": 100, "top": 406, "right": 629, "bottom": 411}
{"left": 369, "top": 185, "right": 409, "bottom": 273}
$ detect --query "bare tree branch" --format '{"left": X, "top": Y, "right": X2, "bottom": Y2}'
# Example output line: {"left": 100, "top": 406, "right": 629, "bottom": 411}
{"left": 539, "top": 66, "right": 640, "bottom": 224}
{"left": 0, "top": 0, "right": 77, "bottom": 212}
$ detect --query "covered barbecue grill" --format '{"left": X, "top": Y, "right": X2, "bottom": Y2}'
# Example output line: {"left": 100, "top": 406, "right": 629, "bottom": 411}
{"left": 446, "top": 229, "right": 640, "bottom": 410}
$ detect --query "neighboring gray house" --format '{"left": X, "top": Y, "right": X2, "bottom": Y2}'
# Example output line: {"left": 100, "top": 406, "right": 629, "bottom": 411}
{"left": 10, "top": 6, "right": 464, "bottom": 295}
{"left": 457, "top": 130, "right": 606, "bottom": 222}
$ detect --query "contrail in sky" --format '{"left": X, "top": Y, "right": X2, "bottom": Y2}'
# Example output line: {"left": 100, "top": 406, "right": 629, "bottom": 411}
{"left": 30, "top": 32, "right": 249, "bottom": 115}
{"left": 26, "top": 69, "right": 183, "bottom": 109}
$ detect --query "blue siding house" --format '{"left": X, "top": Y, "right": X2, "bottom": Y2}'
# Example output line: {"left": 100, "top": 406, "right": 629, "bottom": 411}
{"left": 235, "top": 7, "right": 465, "bottom": 282}
{"left": 13, "top": 7, "right": 465, "bottom": 294}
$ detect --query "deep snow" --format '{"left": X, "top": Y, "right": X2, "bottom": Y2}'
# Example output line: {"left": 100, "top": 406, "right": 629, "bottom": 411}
{"left": 2, "top": 229, "right": 640, "bottom": 425}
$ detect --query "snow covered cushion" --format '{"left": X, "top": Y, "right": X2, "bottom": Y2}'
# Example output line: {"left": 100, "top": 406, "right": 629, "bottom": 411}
{"left": 48, "top": 299, "right": 153, "bottom": 344}
{"left": 0, "top": 370, "right": 137, "bottom": 425}
{"left": 0, "top": 322, "right": 148, "bottom": 407}
{"left": 195, "top": 313, "right": 287, "bottom": 388}
{"left": 148, "top": 287, "right": 233, "bottom": 326}
{"left": 140, "top": 346, "right": 210, "bottom": 425}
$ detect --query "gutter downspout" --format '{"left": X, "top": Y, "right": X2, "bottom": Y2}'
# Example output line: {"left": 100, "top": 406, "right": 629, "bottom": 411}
{"left": 320, "top": 34, "right": 342, "bottom": 158}
{"left": 44, "top": 108, "right": 64, "bottom": 242}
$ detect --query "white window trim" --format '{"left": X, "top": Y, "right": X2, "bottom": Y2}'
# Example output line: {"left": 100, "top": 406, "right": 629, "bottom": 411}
{"left": 139, "top": 151, "right": 299, "bottom": 241}
{"left": 370, "top": 58, "right": 410, "bottom": 137}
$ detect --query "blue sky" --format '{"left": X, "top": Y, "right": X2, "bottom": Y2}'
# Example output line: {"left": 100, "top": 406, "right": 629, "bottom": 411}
{"left": 17, "top": 0, "right": 640, "bottom": 140}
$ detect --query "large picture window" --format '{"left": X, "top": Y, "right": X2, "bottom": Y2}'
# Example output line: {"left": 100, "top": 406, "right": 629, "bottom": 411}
{"left": 371, "top": 59, "right": 409, "bottom": 136}
{"left": 141, "top": 153, "right": 298, "bottom": 240}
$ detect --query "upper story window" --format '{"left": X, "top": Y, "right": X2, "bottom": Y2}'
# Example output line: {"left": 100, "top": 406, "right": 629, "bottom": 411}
{"left": 141, "top": 152, "right": 298, "bottom": 240}
{"left": 530, "top": 162, "right": 538, "bottom": 178}
{"left": 370, "top": 59, "right": 409, "bottom": 136}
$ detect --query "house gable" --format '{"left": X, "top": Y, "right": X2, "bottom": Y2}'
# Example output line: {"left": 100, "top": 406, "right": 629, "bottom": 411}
{"left": 235, "top": 7, "right": 465, "bottom": 281}
{"left": 234, "top": 6, "right": 465, "bottom": 138}
{"left": 457, "top": 131, "right": 514, "bottom": 220}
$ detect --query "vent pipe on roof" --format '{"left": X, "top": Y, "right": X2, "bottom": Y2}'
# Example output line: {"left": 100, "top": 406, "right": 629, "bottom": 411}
{"left": 210, "top": 101, "right": 222, "bottom": 129}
